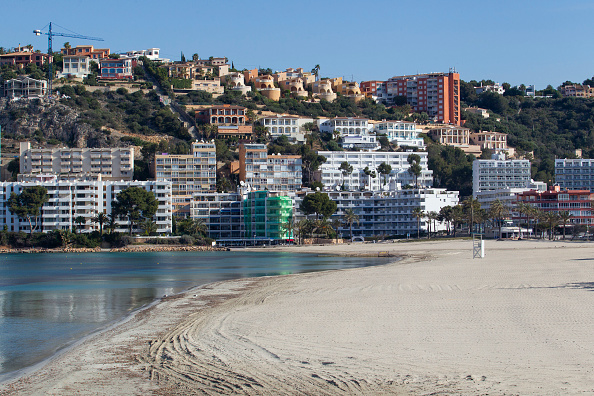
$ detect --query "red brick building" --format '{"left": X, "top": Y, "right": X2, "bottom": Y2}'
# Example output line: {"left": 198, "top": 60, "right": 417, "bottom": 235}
{"left": 515, "top": 186, "right": 594, "bottom": 225}
{"left": 386, "top": 72, "right": 461, "bottom": 125}
{"left": 360, "top": 80, "right": 383, "bottom": 97}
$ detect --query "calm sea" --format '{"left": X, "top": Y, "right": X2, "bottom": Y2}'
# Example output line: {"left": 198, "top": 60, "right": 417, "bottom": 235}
{"left": 0, "top": 250, "right": 391, "bottom": 379}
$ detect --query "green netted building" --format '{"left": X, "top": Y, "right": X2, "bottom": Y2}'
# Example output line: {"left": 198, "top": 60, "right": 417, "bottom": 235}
{"left": 243, "top": 191, "right": 293, "bottom": 242}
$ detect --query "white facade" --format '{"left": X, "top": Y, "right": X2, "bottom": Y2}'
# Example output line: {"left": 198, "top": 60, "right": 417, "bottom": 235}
{"left": 373, "top": 121, "right": 425, "bottom": 149}
{"left": 260, "top": 115, "right": 313, "bottom": 143}
{"left": 555, "top": 159, "right": 594, "bottom": 192}
{"left": 226, "top": 73, "right": 252, "bottom": 96}
{"left": 475, "top": 186, "right": 545, "bottom": 212}
{"left": 472, "top": 159, "right": 533, "bottom": 197}
{"left": 59, "top": 55, "right": 91, "bottom": 78}
{"left": 19, "top": 142, "right": 134, "bottom": 181}
{"left": 317, "top": 151, "right": 433, "bottom": 191}
{"left": 0, "top": 180, "right": 172, "bottom": 234}
{"left": 474, "top": 83, "right": 505, "bottom": 95}
{"left": 124, "top": 48, "right": 169, "bottom": 62}
{"left": 319, "top": 117, "right": 372, "bottom": 136}
{"left": 340, "top": 135, "right": 380, "bottom": 151}
{"left": 295, "top": 188, "right": 459, "bottom": 238}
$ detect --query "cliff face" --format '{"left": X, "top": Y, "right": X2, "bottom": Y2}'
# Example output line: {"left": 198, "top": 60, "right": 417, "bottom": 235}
{"left": 0, "top": 98, "right": 111, "bottom": 148}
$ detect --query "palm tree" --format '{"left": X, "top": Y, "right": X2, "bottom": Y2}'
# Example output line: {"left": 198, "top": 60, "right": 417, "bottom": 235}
{"left": 426, "top": 211, "right": 439, "bottom": 239}
{"left": 342, "top": 208, "right": 360, "bottom": 241}
{"left": 558, "top": 211, "right": 573, "bottom": 240}
{"left": 107, "top": 213, "right": 118, "bottom": 234}
{"left": 330, "top": 218, "right": 342, "bottom": 243}
{"left": 463, "top": 197, "right": 482, "bottom": 235}
{"left": 74, "top": 216, "right": 86, "bottom": 233}
{"left": 412, "top": 207, "right": 425, "bottom": 239}
{"left": 280, "top": 216, "right": 296, "bottom": 242}
{"left": 91, "top": 212, "right": 109, "bottom": 235}
{"left": 545, "top": 212, "right": 560, "bottom": 240}
{"left": 488, "top": 199, "right": 509, "bottom": 238}
{"left": 311, "top": 64, "right": 320, "bottom": 81}
{"left": 515, "top": 201, "right": 530, "bottom": 238}
{"left": 438, "top": 206, "right": 453, "bottom": 235}
{"left": 451, "top": 205, "right": 464, "bottom": 238}
{"left": 141, "top": 219, "right": 158, "bottom": 236}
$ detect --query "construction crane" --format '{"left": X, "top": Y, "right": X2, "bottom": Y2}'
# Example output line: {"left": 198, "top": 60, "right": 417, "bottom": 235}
{"left": 34, "top": 22, "right": 103, "bottom": 97}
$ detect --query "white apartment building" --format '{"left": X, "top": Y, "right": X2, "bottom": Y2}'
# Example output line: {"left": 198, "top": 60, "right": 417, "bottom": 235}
{"left": 474, "top": 83, "right": 505, "bottom": 95}
{"left": 373, "top": 121, "right": 425, "bottom": 149}
{"left": 59, "top": 55, "right": 91, "bottom": 78}
{"left": 259, "top": 115, "right": 313, "bottom": 143}
{"left": 318, "top": 117, "right": 372, "bottom": 136}
{"left": 295, "top": 188, "right": 459, "bottom": 238}
{"left": 340, "top": 135, "right": 380, "bottom": 151}
{"left": 124, "top": 48, "right": 169, "bottom": 62}
{"left": 19, "top": 142, "right": 134, "bottom": 180}
{"left": 472, "top": 159, "right": 532, "bottom": 194}
{"left": 0, "top": 179, "right": 172, "bottom": 234}
{"left": 555, "top": 159, "right": 594, "bottom": 191}
{"left": 317, "top": 151, "right": 433, "bottom": 191}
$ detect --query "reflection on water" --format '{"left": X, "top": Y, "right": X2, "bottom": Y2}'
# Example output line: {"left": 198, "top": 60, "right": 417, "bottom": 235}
{"left": 0, "top": 251, "right": 391, "bottom": 377}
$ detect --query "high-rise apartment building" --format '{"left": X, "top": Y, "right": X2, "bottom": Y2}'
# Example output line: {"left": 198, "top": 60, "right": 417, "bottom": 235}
{"left": 386, "top": 71, "right": 460, "bottom": 125}
{"left": 154, "top": 141, "right": 217, "bottom": 214}
{"left": 555, "top": 159, "right": 594, "bottom": 192}
{"left": 0, "top": 179, "right": 172, "bottom": 233}
{"left": 19, "top": 142, "right": 134, "bottom": 181}
{"left": 238, "top": 144, "right": 302, "bottom": 192}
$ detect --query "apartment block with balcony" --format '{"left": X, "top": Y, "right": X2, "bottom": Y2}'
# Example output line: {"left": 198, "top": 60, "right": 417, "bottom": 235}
{"left": 469, "top": 131, "right": 508, "bottom": 152}
{"left": 373, "top": 120, "right": 425, "bottom": 149}
{"left": 312, "top": 79, "right": 337, "bottom": 102}
{"left": 0, "top": 180, "right": 172, "bottom": 234}
{"left": 18, "top": 142, "right": 134, "bottom": 180}
{"left": 243, "top": 191, "right": 293, "bottom": 241}
{"left": 279, "top": 78, "right": 308, "bottom": 98}
{"left": 0, "top": 47, "right": 50, "bottom": 68}
{"left": 337, "top": 81, "right": 365, "bottom": 102}
{"left": 195, "top": 105, "right": 246, "bottom": 125}
{"left": 61, "top": 45, "right": 110, "bottom": 60}
{"left": 386, "top": 72, "right": 460, "bottom": 125}
{"left": 316, "top": 151, "right": 433, "bottom": 191}
{"left": 239, "top": 144, "right": 302, "bottom": 192}
{"left": 3, "top": 77, "right": 47, "bottom": 99}
{"left": 515, "top": 186, "right": 594, "bottom": 225}
{"left": 427, "top": 125, "right": 482, "bottom": 155}
{"left": 226, "top": 73, "right": 252, "bottom": 95}
{"left": 560, "top": 84, "right": 594, "bottom": 98}
{"left": 259, "top": 115, "right": 313, "bottom": 143}
{"left": 98, "top": 57, "right": 134, "bottom": 80}
{"left": 59, "top": 55, "right": 91, "bottom": 78}
{"left": 190, "top": 192, "right": 244, "bottom": 242}
{"left": 555, "top": 159, "right": 594, "bottom": 192}
{"left": 295, "top": 188, "right": 458, "bottom": 238}
{"left": 319, "top": 117, "right": 372, "bottom": 136}
{"left": 154, "top": 141, "right": 217, "bottom": 215}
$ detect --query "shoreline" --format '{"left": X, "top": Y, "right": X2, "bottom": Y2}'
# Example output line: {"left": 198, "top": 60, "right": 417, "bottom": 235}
{"left": 2, "top": 239, "right": 594, "bottom": 395}
{"left": 0, "top": 244, "right": 228, "bottom": 254}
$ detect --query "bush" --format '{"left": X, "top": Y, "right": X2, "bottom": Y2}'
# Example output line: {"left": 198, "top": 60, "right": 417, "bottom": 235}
{"left": 179, "top": 234, "right": 194, "bottom": 245}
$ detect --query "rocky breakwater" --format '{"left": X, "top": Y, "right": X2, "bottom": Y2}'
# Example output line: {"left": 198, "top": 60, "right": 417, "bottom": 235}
{"left": 0, "top": 246, "right": 102, "bottom": 253}
{"left": 110, "top": 245, "right": 228, "bottom": 253}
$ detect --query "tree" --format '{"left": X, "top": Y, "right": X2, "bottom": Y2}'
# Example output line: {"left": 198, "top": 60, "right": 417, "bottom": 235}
{"left": 363, "top": 166, "right": 376, "bottom": 189}
{"left": 339, "top": 161, "right": 353, "bottom": 190}
{"left": 192, "top": 53, "right": 199, "bottom": 62}
{"left": 280, "top": 216, "right": 296, "bottom": 241}
{"left": 462, "top": 197, "right": 483, "bottom": 235}
{"left": 558, "top": 211, "right": 573, "bottom": 240}
{"left": 141, "top": 219, "right": 158, "bottom": 236}
{"left": 311, "top": 64, "right": 320, "bottom": 81}
{"left": 7, "top": 186, "right": 49, "bottom": 233}
{"left": 451, "top": 205, "right": 464, "bottom": 237}
{"left": 342, "top": 208, "right": 359, "bottom": 241}
{"left": 74, "top": 216, "right": 86, "bottom": 233}
{"left": 488, "top": 199, "right": 509, "bottom": 238}
{"left": 91, "top": 212, "right": 109, "bottom": 235}
{"left": 112, "top": 186, "right": 158, "bottom": 235}
{"left": 544, "top": 212, "right": 560, "bottom": 240}
{"left": 377, "top": 162, "right": 392, "bottom": 186}
{"left": 412, "top": 207, "right": 425, "bottom": 239}
{"left": 63, "top": 42, "right": 71, "bottom": 50}
{"left": 300, "top": 146, "right": 326, "bottom": 186}
{"left": 300, "top": 192, "right": 337, "bottom": 219}
{"left": 426, "top": 211, "right": 439, "bottom": 239}
{"left": 407, "top": 154, "right": 422, "bottom": 188}
{"left": 438, "top": 206, "right": 453, "bottom": 235}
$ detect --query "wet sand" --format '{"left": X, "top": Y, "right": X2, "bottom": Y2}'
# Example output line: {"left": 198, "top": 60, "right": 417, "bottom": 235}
{"left": 1, "top": 239, "right": 594, "bottom": 395}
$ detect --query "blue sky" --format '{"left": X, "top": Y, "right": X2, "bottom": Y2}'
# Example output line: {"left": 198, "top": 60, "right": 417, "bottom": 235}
{"left": 2, "top": 0, "right": 593, "bottom": 89}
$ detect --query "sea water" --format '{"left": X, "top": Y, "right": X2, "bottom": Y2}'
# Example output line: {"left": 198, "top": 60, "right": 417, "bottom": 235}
{"left": 0, "top": 250, "right": 391, "bottom": 378}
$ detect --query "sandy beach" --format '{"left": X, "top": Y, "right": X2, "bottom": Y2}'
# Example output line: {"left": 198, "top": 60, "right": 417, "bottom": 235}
{"left": 1, "top": 239, "right": 594, "bottom": 395}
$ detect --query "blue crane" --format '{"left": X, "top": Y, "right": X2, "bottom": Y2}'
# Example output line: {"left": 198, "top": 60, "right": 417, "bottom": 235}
{"left": 34, "top": 22, "right": 103, "bottom": 97}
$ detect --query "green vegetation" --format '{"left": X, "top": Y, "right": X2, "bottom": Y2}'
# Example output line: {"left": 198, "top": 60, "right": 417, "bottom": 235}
{"left": 7, "top": 186, "right": 49, "bottom": 233}
{"left": 299, "top": 192, "right": 337, "bottom": 219}
{"left": 112, "top": 186, "right": 158, "bottom": 235}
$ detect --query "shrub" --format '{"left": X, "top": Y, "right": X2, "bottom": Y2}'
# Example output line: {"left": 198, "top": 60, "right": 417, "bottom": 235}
{"left": 179, "top": 234, "right": 194, "bottom": 245}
